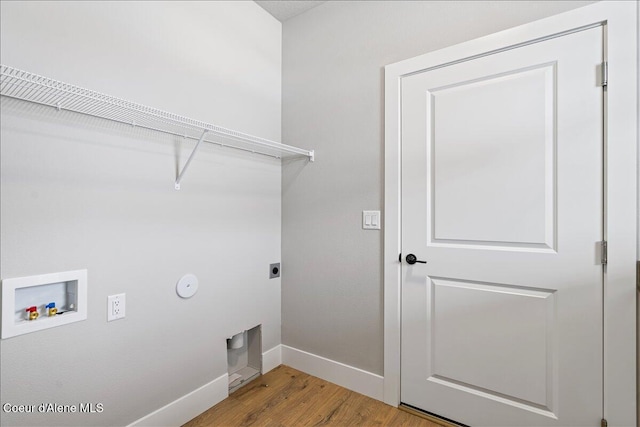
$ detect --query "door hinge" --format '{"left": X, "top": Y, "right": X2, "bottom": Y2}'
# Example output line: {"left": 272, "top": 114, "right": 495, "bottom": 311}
{"left": 600, "top": 62, "right": 608, "bottom": 87}
{"left": 636, "top": 261, "right": 640, "bottom": 292}
{"left": 601, "top": 418, "right": 608, "bottom": 427}
{"left": 599, "top": 241, "right": 607, "bottom": 265}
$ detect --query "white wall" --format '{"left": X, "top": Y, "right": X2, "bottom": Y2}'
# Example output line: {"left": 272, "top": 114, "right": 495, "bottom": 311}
{"left": 0, "top": 2, "right": 281, "bottom": 426}
{"left": 281, "top": 0, "right": 595, "bottom": 376}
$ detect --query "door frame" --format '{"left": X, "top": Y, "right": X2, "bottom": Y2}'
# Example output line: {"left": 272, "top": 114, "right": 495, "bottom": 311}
{"left": 383, "top": 2, "right": 638, "bottom": 426}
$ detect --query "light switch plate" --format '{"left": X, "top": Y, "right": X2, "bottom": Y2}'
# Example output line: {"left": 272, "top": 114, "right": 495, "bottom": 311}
{"left": 362, "top": 210, "right": 381, "bottom": 230}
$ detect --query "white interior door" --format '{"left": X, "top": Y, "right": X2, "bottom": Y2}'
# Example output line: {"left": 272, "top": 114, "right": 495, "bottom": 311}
{"left": 400, "top": 26, "right": 603, "bottom": 426}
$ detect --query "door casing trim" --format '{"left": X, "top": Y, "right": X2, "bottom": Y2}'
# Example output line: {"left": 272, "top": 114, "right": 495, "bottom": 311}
{"left": 383, "top": 2, "right": 638, "bottom": 425}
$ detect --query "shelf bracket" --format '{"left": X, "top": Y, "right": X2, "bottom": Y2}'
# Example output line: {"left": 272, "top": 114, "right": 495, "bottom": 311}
{"left": 175, "top": 129, "right": 208, "bottom": 190}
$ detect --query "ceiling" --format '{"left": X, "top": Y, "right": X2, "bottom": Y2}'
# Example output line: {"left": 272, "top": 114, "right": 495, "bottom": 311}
{"left": 256, "top": 1, "right": 326, "bottom": 22}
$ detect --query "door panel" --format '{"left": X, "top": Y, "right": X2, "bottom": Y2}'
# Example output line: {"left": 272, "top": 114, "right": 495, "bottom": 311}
{"left": 430, "top": 278, "right": 555, "bottom": 409}
{"left": 401, "top": 27, "right": 603, "bottom": 426}
{"left": 430, "top": 65, "right": 555, "bottom": 248}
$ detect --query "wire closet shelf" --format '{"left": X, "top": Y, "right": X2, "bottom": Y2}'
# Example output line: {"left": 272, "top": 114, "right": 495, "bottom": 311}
{"left": 0, "top": 65, "right": 314, "bottom": 189}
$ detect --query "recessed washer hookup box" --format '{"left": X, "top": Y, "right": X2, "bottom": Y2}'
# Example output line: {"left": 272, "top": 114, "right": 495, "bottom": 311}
{"left": 1, "top": 269, "right": 87, "bottom": 339}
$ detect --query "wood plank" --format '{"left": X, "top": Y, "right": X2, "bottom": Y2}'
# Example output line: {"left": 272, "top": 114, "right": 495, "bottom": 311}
{"left": 184, "top": 365, "right": 442, "bottom": 426}
{"left": 236, "top": 368, "right": 315, "bottom": 425}
{"left": 271, "top": 374, "right": 345, "bottom": 425}
{"left": 398, "top": 405, "right": 460, "bottom": 427}
{"left": 182, "top": 394, "right": 248, "bottom": 427}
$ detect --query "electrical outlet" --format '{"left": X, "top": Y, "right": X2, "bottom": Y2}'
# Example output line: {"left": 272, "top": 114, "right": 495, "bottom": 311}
{"left": 107, "top": 293, "right": 126, "bottom": 322}
{"left": 269, "top": 263, "right": 280, "bottom": 279}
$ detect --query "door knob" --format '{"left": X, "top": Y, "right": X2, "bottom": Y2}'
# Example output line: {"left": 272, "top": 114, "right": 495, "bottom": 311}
{"left": 406, "top": 254, "right": 427, "bottom": 265}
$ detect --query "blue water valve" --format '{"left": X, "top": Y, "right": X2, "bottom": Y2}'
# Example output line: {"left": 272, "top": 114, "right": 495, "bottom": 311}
{"left": 45, "top": 302, "right": 57, "bottom": 317}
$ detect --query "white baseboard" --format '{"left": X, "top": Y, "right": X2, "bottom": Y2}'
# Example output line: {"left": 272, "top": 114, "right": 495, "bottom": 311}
{"left": 262, "top": 344, "right": 282, "bottom": 373}
{"left": 281, "top": 345, "right": 384, "bottom": 401}
{"left": 130, "top": 345, "right": 375, "bottom": 427}
{"left": 128, "top": 373, "right": 228, "bottom": 427}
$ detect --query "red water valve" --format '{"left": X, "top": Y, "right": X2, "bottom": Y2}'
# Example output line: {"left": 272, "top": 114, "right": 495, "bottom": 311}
{"left": 25, "top": 306, "right": 39, "bottom": 321}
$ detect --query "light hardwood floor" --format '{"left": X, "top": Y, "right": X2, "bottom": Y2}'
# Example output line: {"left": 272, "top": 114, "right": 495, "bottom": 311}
{"left": 183, "top": 365, "right": 442, "bottom": 427}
